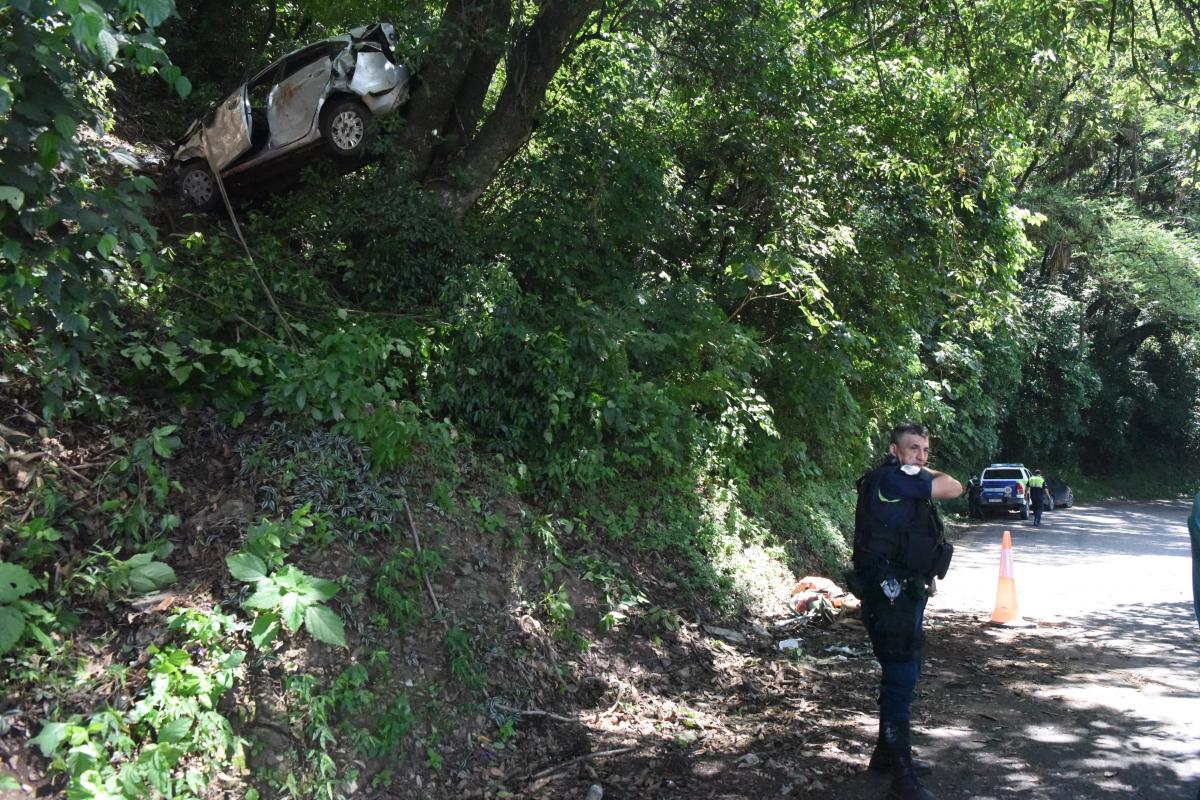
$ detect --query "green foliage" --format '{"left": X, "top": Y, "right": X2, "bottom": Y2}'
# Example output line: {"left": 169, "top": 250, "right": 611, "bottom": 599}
{"left": 101, "top": 551, "right": 178, "bottom": 597}
{"left": 370, "top": 547, "right": 443, "bottom": 632}
{"left": 227, "top": 550, "right": 346, "bottom": 648}
{"left": 272, "top": 656, "right": 432, "bottom": 798}
{"left": 98, "top": 425, "right": 184, "bottom": 543}
{"left": 32, "top": 630, "right": 246, "bottom": 799}
{"left": 120, "top": 328, "right": 267, "bottom": 424}
{"left": 443, "top": 624, "right": 485, "bottom": 691}
{"left": 236, "top": 424, "right": 406, "bottom": 543}
{"left": 0, "top": 0, "right": 187, "bottom": 416}
{"left": 0, "top": 561, "right": 39, "bottom": 654}
{"left": 577, "top": 555, "right": 647, "bottom": 633}
{"left": 60, "top": 545, "right": 178, "bottom": 604}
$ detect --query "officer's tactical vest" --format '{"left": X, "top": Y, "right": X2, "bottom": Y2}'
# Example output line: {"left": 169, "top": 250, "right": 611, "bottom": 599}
{"left": 852, "top": 464, "right": 953, "bottom": 580}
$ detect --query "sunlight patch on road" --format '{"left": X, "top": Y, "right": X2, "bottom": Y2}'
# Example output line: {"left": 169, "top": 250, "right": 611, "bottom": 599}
{"left": 1020, "top": 724, "right": 1081, "bottom": 744}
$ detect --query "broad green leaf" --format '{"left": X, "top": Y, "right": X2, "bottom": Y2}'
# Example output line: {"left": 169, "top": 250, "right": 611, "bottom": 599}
{"left": 249, "top": 613, "right": 280, "bottom": 649}
{"left": 31, "top": 722, "right": 69, "bottom": 757}
{"left": 0, "top": 606, "right": 25, "bottom": 655}
{"left": 138, "top": 0, "right": 174, "bottom": 27}
{"left": 302, "top": 577, "right": 340, "bottom": 602}
{"left": 97, "top": 233, "right": 117, "bottom": 259}
{"left": 157, "top": 716, "right": 192, "bottom": 744}
{"left": 279, "top": 593, "right": 304, "bottom": 632}
{"left": 0, "top": 186, "right": 24, "bottom": 211}
{"left": 70, "top": 12, "right": 104, "bottom": 50}
{"left": 0, "top": 563, "right": 37, "bottom": 603}
{"left": 304, "top": 605, "right": 346, "bottom": 647}
{"left": 226, "top": 552, "right": 268, "bottom": 582}
{"left": 96, "top": 29, "right": 120, "bottom": 65}
{"left": 175, "top": 75, "right": 192, "bottom": 99}
{"left": 128, "top": 561, "right": 176, "bottom": 595}
{"left": 169, "top": 364, "right": 193, "bottom": 384}
{"left": 53, "top": 114, "right": 76, "bottom": 140}
{"left": 221, "top": 650, "right": 246, "bottom": 670}
{"left": 272, "top": 565, "right": 305, "bottom": 592}
{"left": 243, "top": 581, "right": 282, "bottom": 610}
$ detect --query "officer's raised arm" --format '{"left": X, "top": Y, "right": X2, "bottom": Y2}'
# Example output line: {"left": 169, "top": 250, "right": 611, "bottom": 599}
{"left": 927, "top": 469, "right": 962, "bottom": 500}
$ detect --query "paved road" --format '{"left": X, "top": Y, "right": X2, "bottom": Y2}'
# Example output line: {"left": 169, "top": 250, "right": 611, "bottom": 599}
{"left": 921, "top": 500, "right": 1200, "bottom": 799}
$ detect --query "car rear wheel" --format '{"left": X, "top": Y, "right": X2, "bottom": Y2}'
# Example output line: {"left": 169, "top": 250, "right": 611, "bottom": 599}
{"left": 321, "top": 97, "right": 372, "bottom": 159}
{"left": 179, "top": 162, "right": 218, "bottom": 211}
{"left": 1020, "top": 502, "right": 1029, "bottom": 520}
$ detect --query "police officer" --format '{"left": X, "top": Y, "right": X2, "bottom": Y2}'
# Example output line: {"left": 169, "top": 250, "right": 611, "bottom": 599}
{"left": 850, "top": 423, "right": 961, "bottom": 800}
{"left": 1027, "top": 470, "right": 1048, "bottom": 526}
{"left": 966, "top": 477, "right": 983, "bottom": 519}
{"left": 1190, "top": 491, "right": 1199, "bottom": 629}
{"left": 1190, "top": 494, "right": 1200, "bottom": 800}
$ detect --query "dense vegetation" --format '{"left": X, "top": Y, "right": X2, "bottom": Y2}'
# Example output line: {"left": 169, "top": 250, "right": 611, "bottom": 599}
{"left": 2, "top": 0, "right": 1198, "bottom": 797}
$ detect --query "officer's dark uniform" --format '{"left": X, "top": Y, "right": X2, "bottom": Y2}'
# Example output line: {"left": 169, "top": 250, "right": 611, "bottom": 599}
{"left": 1028, "top": 473, "right": 1047, "bottom": 526}
{"left": 850, "top": 456, "right": 952, "bottom": 800}
{"left": 1190, "top": 492, "right": 1200, "bottom": 629}
{"left": 966, "top": 478, "right": 983, "bottom": 519}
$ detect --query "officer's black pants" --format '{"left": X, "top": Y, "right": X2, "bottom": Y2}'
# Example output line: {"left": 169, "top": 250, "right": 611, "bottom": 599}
{"left": 863, "top": 591, "right": 928, "bottom": 723}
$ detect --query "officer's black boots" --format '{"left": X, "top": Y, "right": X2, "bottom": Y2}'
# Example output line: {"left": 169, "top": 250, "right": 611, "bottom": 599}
{"left": 869, "top": 721, "right": 932, "bottom": 775}
{"left": 878, "top": 721, "right": 939, "bottom": 800}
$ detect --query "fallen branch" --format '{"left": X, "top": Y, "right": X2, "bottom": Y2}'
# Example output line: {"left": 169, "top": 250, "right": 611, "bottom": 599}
{"left": 591, "top": 684, "right": 623, "bottom": 721}
{"left": 402, "top": 497, "right": 441, "bottom": 614}
{"left": 491, "top": 703, "right": 577, "bottom": 724}
{"left": 0, "top": 423, "right": 30, "bottom": 442}
{"left": 527, "top": 746, "right": 636, "bottom": 782}
{"left": 47, "top": 456, "right": 93, "bottom": 485}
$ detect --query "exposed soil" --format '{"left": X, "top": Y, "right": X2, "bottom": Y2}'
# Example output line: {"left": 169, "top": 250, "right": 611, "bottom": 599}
{"left": 4, "top": 405, "right": 1197, "bottom": 800}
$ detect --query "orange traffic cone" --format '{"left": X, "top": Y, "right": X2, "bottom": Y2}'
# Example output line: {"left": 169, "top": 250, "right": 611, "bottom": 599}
{"left": 989, "top": 530, "right": 1033, "bottom": 627}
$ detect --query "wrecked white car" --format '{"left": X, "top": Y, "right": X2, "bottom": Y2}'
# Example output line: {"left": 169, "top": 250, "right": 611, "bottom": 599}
{"left": 171, "top": 22, "right": 409, "bottom": 210}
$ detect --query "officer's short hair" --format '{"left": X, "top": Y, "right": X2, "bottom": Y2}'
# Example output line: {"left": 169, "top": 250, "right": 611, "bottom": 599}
{"left": 890, "top": 423, "right": 929, "bottom": 446}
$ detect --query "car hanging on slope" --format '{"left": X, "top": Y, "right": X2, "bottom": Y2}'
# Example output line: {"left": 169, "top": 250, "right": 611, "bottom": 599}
{"left": 170, "top": 22, "right": 409, "bottom": 211}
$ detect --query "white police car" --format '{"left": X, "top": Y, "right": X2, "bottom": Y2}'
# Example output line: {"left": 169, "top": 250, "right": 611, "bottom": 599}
{"left": 978, "top": 463, "right": 1032, "bottom": 519}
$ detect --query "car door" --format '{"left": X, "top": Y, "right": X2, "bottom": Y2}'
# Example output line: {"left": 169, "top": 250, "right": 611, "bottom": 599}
{"left": 267, "top": 49, "right": 334, "bottom": 149}
{"left": 203, "top": 86, "right": 252, "bottom": 171}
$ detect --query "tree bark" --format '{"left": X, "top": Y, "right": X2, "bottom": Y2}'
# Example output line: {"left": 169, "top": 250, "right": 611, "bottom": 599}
{"left": 423, "top": 0, "right": 604, "bottom": 217}
{"left": 1111, "top": 319, "right": 1170, "bottom": 355}
{"left": 401, "top": 0, "right": 512, "bottom": 178}
{"left": 427, "top": 1, "right": 513, "bottom": 175}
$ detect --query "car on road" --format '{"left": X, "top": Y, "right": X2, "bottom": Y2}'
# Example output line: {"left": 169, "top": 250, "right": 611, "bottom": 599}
{"left": 978, "top": 463, "right": 1032, "bottom": 519}
{"left": 1045, "top": 477, "right": 1074, "bottom": 510}
{"left": 170, "top": 22, "right": 410, "bottom": 211}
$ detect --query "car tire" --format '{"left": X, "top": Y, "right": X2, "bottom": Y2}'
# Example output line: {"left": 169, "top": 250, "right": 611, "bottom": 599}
{"left": 178, "top": 161, "right": 219, "bottom": 211}
{"left": 321, "top": 97, "right": 373, "bottom": 159}
{"left": 1020, "top": 502, "right": 1029, "bottom": 520}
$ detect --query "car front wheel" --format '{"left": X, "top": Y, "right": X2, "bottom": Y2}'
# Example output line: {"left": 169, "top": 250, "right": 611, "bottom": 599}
{"left": 322, "top": 97, "right": 372, "bottom": 159}
{"left": 179, "top": 162, "right": 218, "bottom": 211}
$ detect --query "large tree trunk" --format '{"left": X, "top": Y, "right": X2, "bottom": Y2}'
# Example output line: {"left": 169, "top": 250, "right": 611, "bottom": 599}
{"left": 400, "top": 0, "right": 603, "bottom": 219}
{"left": 400, "top": 0, "right": 513, "bottom": 176}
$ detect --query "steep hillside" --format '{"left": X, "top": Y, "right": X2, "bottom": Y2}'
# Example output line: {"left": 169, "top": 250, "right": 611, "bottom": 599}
{"left": 0, "top": 391, "right": 860, "bottom": 799}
